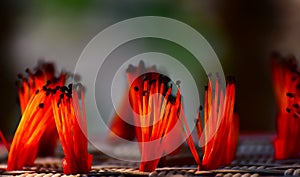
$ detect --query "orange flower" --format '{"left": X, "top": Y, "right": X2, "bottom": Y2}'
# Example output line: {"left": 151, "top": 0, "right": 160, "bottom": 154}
{"left": 194, "top": 76, "right": 239, "bottom": 170}
{"left": 128, "top": 72, "right": 183, "bottom": 172}
{"left": 52, "top": 84, "right": 92, "bottom": 174}
{"left": 109, "top": 62, "right": 202, "bottom": 172}
{"left": 8, "top": 83, "right": 92, "bottom": 173}
{"left": 8, "top": 62, "right": 92, "bottom": 174}
{"left": 108, "top": 61, "right": 156, "bottom": 142}
{"left": 125, "top": 65, "right": 200, "bottom": 171}
{"left": 7, "top": 86, "right": 56, "bottom": 170}
{"left": 17, "top": 62, "right": 66, "bottom": 156}
{"left": 17, "top": 62, "right": 66, "bottom": 113}
{"left": 271, "top": 53, "right": 300, "bottom": 159}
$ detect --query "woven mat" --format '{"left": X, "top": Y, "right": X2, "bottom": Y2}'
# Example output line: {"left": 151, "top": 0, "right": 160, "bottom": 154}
{"left": 1, "top": 134, "right": 300, "bottom": 177}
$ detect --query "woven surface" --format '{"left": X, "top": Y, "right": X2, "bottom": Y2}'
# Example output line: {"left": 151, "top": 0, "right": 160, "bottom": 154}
{"left": 1, "top": 134, "right": 300, "bottom": 176}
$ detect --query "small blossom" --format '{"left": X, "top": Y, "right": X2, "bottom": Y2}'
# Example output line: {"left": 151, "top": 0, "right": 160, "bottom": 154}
{"left": 52, "top": 84, "right": 92, "bottom": 174}
{"left": 16, "top": 62, "right": 66, "bottom": 157}
{"left": 110, "top": 61, "right": 200, "bottom": 172}
{"left": 8, "top": 62, "right": 92, "bottom": 174}
{"left": 108, "top": 61, "right": 156, "bottom": 142}
{"left": 7, "top": 87, "right": 55, "bottom": 170}
{"left": 271, "top": 53, "right": 300, "bottom": 159}
{"left": 192, "top": 76, "right": 239, "bottom": 170}
{"left": 128, "top": 72, "right": 189, "bottom": 172}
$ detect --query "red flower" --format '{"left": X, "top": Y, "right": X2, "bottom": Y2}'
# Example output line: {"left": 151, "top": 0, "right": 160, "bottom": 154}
{"left": 111, "top": 61, "right": 200, "bottom": 172}
{"left": 17, "top": 62, "right": 65, "bottom": 113}
{"left": 17, "top": 62, "right": 66, "bottom": 156}
{"left": 128, "top": 71, "right": 197, "bottom": 172}
{"left": 109, "top": 62, "right": 238, "bottom": 171}
{"left": 7, "top": 86, "right": 56, "bottom": 170}
{"left": 193, "top": 76, "right": 239, "bottom": 170}
{"left": 8, "top": 62, "right": 92, "bottom": 174}
{"left": 271, "top": 53, "right": 300, "bottom": 159}
{"left": 108, "top": 61, "right": 156, "bottom": 142}
{"left": 52, "top": 84, "right": 92, "bottom": 174}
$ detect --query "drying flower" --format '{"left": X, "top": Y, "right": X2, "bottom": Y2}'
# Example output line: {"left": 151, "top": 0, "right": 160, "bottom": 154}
{"left": 109, "top": 62, "right": 237, "bottom": 171}
{"left": 52, "top": 84, "right": 92, "bottom": 174}
{"left": 17, "top": 62, "right": 66, "bottom": 113}
{"left": 8, "top": 62, "right": 92, "bottom": 174}
{"left": 109, "top": 61, "right": 202, "bottom": 172}
{"left": 120, "top": 61, "right": 200, "bottom": 172}
{"left": 8, "top": 82, "right": 92, "bottom": 173}
{"left": 16, "top": 62, "right": 66, "bottom": 156}
{"left": 108, "top": 99, "right": 136, "bottom": 142}
{"left": 108, "top": 61, "right": 156, "bottom": 142}
{"left": 193, "top": 76, "right": 239, "bottom": 170}
{"left": 7, "top": 86, "right": 56, "bottom": 170}
{"left": 128, "top": 72, "right": 184, "bottom": 172}
{"left": 271, "top": 53, "right": 300, "bottom": 159}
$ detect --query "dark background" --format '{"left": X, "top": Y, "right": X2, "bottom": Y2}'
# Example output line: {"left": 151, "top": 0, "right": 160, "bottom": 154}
{"left": 0, "top": 0, "right": 296, "bottom": 137}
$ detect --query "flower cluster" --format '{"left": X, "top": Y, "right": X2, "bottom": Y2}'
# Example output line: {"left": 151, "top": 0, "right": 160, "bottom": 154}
{"left": 107, "top": 61, "right": 156, "bottom": 142}
{"left": 51, "top": 84, "right": 93, "bottom": 174}
{"left": 109, "top": 62, "right": 238, "bottom": 172}
{"left": 271, "top": 53, "right": 300, "bottom": 159}
{"left": 128, "top": 72, "right": 195, "bottom": 172}
{"left": 16, "top": 62, "right": 66, "bottom": 156}
{"left": 5, "top": 61, "right": 239, "bottom": 173}
{"left": 7, "top": 62, "right": 92, "bottom": 174}
{"left": 194, "top": 76, "right": 239, "bottom": 170}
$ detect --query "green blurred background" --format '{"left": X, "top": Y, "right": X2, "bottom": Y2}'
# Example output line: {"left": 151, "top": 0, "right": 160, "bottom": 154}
{"left": 0, "top": 0, "right": 295, "bottom": 138}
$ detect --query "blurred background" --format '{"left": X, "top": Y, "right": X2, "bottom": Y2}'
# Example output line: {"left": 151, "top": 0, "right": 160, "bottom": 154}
{"left": 0, "top": 0, "right": 297, "bottom": 138}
